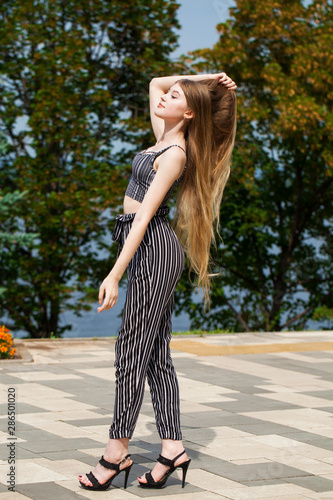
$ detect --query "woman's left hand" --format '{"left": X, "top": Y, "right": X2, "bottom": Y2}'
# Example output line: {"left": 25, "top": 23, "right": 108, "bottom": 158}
{"left": 218, "top": 72, "right": 237, "bottom": 90}
{"left": 97, "top": 274, "right": 119, "bottom": 312}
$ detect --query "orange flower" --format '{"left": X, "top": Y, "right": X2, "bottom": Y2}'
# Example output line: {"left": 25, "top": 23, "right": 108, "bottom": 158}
{"left": 0, "top": 326, "right": 15, "bottom": 359}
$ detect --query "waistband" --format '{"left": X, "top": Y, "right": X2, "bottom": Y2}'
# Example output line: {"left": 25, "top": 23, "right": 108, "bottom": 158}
{"left": 112, "top": 206, "right": 169, "bottom": 242}
{"left": 114, "top": 206, "right": 169, "bottom": 223}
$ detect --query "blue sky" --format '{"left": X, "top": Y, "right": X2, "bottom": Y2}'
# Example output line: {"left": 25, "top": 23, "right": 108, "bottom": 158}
{"left": 172, "top": 0, "right": 235, "bottom": 58}
{"left": 173, "top": 0, "right": 312, "bottom": 58}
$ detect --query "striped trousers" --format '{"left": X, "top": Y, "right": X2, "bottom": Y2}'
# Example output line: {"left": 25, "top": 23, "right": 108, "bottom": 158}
{"left": 109, "top": 207, "right": 185, "bottom": 440}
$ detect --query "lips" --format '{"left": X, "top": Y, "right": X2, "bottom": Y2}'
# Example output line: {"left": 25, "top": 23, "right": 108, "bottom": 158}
{"left": 158, "top": 102, "right": 164, "bottom": 108}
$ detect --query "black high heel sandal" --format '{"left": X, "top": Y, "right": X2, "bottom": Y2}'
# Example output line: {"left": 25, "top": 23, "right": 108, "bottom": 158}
{"left": 79, "top": 454, "right": 133, "bottom": 491}
{"left": 138, "top": 449, "right": 191, "bottom": 489}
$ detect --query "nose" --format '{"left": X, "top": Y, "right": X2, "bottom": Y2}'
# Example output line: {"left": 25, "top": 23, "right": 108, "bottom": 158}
{"left": 161, "top": 94, "right": 166, "bottom": 102}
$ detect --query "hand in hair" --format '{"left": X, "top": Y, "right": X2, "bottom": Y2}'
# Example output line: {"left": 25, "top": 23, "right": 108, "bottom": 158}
{"left": 217, "top": 72, "right": 237, "bottom": 90}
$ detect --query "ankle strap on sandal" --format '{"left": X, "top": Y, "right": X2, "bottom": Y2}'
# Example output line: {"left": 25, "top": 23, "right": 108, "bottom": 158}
{"left": 157, "top": 449, "right": 185, "bottom": 468}
{"left": 99, "top": 454, "right": 131, "bottom": 472}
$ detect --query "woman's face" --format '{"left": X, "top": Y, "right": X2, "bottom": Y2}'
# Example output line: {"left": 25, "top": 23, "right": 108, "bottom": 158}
{"left": 155, "top": 83, "right": 192, "bottom": 122}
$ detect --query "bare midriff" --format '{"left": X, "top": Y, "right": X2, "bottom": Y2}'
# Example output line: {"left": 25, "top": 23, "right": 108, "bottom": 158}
{"left": 123, "top": 195, "right": 142, "bottom": 214}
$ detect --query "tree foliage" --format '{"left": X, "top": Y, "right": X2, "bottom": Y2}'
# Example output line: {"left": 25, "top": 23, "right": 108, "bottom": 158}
{"left": 0, "top": 0, "right": 180, "bottom": 337}
{"left": 175, "top": 0, "right": 333, "bottom": 331}
{"left": 0, "top": 134, "right": 39, "bottom": 298}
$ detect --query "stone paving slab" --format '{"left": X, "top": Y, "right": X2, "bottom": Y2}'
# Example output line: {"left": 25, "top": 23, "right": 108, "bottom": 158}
{"left": 0, "top": 330, "right": 332, "bottom": 499}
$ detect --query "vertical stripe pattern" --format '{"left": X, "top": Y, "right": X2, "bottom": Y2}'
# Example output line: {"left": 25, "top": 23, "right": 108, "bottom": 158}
{"left": 125, "top": 145, "right": 187, "bottom": 205}
{"left": 109, "top": 207, "right": 184, "bottom": 440}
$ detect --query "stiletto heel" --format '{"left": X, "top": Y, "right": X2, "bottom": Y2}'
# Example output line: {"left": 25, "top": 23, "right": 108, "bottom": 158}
{"left": 124, "top": 462, "right": 133, "bottom": 489}
{"left": 179, "top": 459, "right": 191, "bottom": 488}
{"left": 138, "top": 449, "right": 191, "bottom": 489}
{"left": 79, "top": 454, "right": 133, "bottom": 491}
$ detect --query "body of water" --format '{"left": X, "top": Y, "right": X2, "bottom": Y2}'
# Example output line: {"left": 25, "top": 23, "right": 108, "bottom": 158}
{"left": 6, "top": 286, "right": 192, "bottom": 339}
{"left": 60, "top": 287, "right": 191, "bottom": 338}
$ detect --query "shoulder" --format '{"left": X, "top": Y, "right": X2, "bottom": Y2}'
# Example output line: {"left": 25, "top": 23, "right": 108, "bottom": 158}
{"left": 159, "top": 146, "right": 186, "bottom": 166}
{"left": 155, "top": 146, "right": 186, "bottom": 180}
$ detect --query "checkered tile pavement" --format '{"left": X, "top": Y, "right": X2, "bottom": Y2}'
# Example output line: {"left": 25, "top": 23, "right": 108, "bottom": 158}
{"left": 0, "top": 331, "right": 333, "bottom": 499}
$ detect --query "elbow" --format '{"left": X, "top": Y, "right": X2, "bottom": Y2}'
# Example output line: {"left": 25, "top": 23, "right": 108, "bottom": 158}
{"left": 134, "top": 211, "right": 151, "bottom": 227}
{"left": 149, "top": 77, "right": 158, "bottom": 88}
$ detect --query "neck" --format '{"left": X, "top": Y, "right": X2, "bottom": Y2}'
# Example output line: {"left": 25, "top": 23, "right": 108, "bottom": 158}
{"left": 157, "top": 121, "right": 185, "bottom": 146}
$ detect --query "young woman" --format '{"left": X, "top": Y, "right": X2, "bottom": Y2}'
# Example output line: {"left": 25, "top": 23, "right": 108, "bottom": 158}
{"left": 79, "top": 71, "right": 237, "bottom": 491}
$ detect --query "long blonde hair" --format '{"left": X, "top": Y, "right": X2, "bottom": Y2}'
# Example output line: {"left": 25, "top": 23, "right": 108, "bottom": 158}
{"left": 174, "top": 79, "right": 237, "bottom": 306}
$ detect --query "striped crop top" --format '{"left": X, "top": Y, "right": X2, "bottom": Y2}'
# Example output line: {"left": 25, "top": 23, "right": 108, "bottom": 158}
{"left": 125, "top": 145, "right": 187, "bottom": 208}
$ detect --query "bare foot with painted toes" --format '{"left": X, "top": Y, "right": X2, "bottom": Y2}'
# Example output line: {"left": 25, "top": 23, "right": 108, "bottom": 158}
{"left": 79, "top": 438, "right": 133, "bottom": 491}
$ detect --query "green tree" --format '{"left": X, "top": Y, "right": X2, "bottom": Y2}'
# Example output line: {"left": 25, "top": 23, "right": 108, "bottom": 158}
{"left": 175, "top": 0, "right": 333, "bottom": 331}
{"left": 0, "top": 135, "right": 39, "bottom": 299}
{"left": 0, "top": 190, "right": 38, "bottom": 298}
{"left": 0, "top": 0, "right": 180, "bottom": 337}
